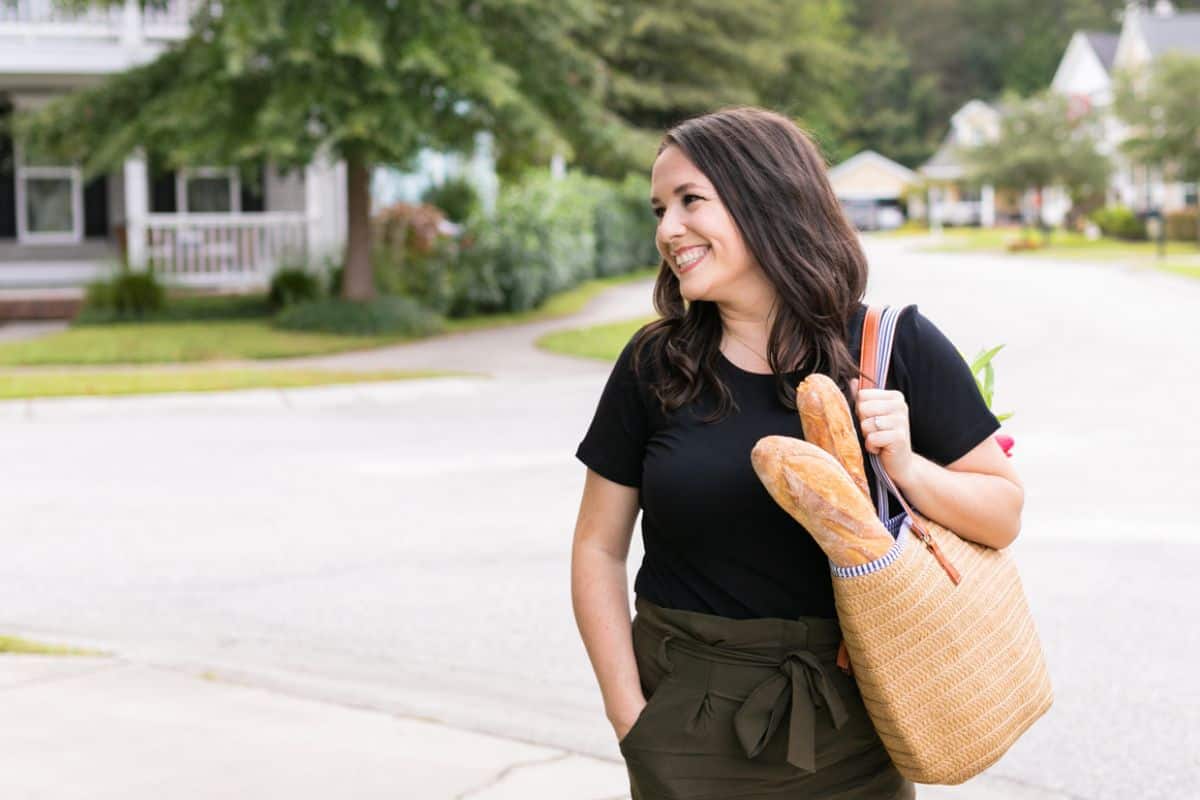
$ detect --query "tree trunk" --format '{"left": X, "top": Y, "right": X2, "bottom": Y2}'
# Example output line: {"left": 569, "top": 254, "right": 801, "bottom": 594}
{"left": 342, "top": 156, "right": 376, "bottom": 302}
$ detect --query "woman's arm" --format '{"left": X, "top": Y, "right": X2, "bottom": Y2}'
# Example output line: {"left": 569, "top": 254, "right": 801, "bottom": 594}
{"left": 571, "top": 468, "right": 646, "bottom": 740}
{"left": 851, "top": 378, "right": 1025, "bottom": 550}
{"left": 893, "top": 436, "right": 1024, "bottom": 550}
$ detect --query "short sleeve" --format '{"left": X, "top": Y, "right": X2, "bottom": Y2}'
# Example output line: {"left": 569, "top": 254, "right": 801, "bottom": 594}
{"left": 575, "top": 334, "right": 652, "bottom": 488}
{"left": 890, "top": 306, "right": 1001, "bottom": 466}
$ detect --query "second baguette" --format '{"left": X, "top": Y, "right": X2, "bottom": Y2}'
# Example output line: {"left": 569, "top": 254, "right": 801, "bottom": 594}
{"left": 751, "top": 435, "right": 895, "bottom": 567}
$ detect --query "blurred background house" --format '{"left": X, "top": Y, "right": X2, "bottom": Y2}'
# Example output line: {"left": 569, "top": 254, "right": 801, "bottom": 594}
{"left": 916, "top": 0, "right": 1200, "bottom": 229}
{"left": 0, "top": 0, "right": 345, "bottom": 290}
{"left": 828, "top": 150, "right": 915, "bottom": 231}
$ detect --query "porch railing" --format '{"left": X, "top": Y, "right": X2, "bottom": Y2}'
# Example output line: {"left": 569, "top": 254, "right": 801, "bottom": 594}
{"left": 0, "top": 0, "right": 194, "bottom": 39}
{"left": 145, "top": 212, "right": 310, "bottom": 285}
{"left": 0, "top": 0, "right": 121, "bottom": 30}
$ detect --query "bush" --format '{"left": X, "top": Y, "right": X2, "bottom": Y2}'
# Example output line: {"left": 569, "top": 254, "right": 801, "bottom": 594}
{"left": 369, "top": 202, "right": 459, "bottom": 314}
{"left": 268, "top": 267, "right": 322, "bottom": 309}
{"left": 449, "top": 170, "right": 607, "bottom": 316}
{"left": 1089, "top": 205, "right": 1147, "bottom": 241}
{"left": 420, "top": 176, "right": 480, "bottom": 222}
{"left": 81, "top": 270, "right": 165, "bottom": 320}
{"left": 593, "top": 173, "right": 660, "bottom": 278}
{"left": 75, "top": 292, "right": 272, "bottom": 325}
{"left": 272, "top": 296, "right": 445, "bottom": 336}
{"left": 1165, "top": 209, "right": 1198, "bottom": 242}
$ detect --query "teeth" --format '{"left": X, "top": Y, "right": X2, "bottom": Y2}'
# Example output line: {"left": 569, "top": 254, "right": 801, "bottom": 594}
{"left": 676, "top": 247, "right": 708, "bottom": 267}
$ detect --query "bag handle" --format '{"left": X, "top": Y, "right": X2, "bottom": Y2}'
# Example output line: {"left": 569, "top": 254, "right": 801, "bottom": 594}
{"left": 859, "top": 304, "right": 961, "bottom": 584}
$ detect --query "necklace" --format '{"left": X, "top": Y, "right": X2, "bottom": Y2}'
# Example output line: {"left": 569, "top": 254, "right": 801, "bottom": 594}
{"left": 724, "top": 327, "right": 770, "bottom": 367}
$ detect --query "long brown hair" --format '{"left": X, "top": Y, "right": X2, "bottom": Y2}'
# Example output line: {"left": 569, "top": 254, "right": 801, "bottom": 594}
{"left": 633, "top": 106, "right": 868, "bottom": 422}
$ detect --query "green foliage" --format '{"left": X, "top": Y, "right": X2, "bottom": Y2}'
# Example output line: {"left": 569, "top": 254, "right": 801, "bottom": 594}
{"left": 82, "top": 271, "right": 166, "bottom": 320}
{"left": 451, "top": 171, "right": 599, "bottom": 314}
{"left": 268, "top": 267, "right": 322, "bottom": 309}
{"left": 961, "top": 90, "right": 1109, "bottom": 215}
{"left": 1114, "top": 54, "right": 1200, "bottom": 187}
{"left": 967, "top": 344, "right": 1013, "bottom": 422}
{"left": 369, "top": 202, "right": 458, "bottom": 313}
{"left": 273, "top": 296, "right": 445, "bottom": 337}
{"left": 1165, "top": 209, "right": 1198, "bottom": 243}
{"left": 74, "top": 292, "right": 273, "bottom": 326}
{"left": 420, "top": 177, "right": 481, "bottom": 223}
{"left": 592, "top": 173, "right": 661, "bottom": 278}
{"left": 1089, "top": 206, "right": 1147, "bottom": 241}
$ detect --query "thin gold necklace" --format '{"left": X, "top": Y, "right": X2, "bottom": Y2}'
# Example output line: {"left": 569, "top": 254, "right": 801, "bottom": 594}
{"left": 724, "top": 328, "right": 770, "bottom": 367}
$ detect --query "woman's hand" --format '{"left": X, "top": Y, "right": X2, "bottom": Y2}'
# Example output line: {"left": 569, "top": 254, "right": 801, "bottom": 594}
{"left": 610, "top": 695, "right": 648, "bottom": 743}
{"left": 850, "top": 378, "right": 916, "bottom": 487}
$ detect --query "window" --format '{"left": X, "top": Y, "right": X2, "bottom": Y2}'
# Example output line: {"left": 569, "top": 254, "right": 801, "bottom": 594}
{"left": 1185, "top": 183, "right": 1198, "bottom": 208}
{"left": 14, "top": 142, "right": 83, "bottom": 244}
{"left": 176, "top": 168, "right": 240, "bottom": 213}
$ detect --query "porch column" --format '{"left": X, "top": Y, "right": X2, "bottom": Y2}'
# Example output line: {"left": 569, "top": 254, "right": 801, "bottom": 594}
{"left": 981, "top": 184, "right": 996, "bottom": 227}
{"left": 306, "top": 151, "right": 346, "bottom": 265}
{"left": 121, "top": 0, "right": 143, "bottom": 48}
{"left": 124, "top": 153, "right": 148, "bottom": 270}
{"left": 928, "top": 186, "right": 942, "bottom": 234}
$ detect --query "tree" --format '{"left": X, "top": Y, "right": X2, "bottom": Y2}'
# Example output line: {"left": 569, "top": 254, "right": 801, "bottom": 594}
{"left": 1113, "top": 53, "right": 1200, "bottom": 244}
{"left": 961, "top": 90, "right": 1110, "bottom": 238}
{"left": 15, "top": 0, "right": 622, "bottom": 301}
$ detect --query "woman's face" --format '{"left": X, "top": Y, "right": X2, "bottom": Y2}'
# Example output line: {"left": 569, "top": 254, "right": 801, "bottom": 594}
{"left": 650, "top": 145, "right": 761, "bottom": 305}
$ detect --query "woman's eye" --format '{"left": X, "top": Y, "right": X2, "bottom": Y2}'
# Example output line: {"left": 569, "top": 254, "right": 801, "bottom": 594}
{"left": 683, "top": 194, "right": 701, "bottom": 205}
{"left": 652, "top": 207, "right": 664, "bottom": 219}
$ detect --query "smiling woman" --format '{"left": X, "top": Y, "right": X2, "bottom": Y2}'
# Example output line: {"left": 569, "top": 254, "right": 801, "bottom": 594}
{"left": 571, "top": 107, "right": 1019, "bottom": 799}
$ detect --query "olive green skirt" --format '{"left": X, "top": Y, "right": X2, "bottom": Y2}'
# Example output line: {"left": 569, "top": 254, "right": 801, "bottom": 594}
{"left": 619, "top": 596, "right": 916, "bottom": 799}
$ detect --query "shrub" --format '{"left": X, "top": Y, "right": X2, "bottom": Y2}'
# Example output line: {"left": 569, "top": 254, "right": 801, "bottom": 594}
{"left": 370, "top": 202, "right": 459, "bottom": 314}
{"left": 420, "top": 176, "right": 480, "bottom": 222}
{"left": 268, "top": 267, "right": 322, "bottom": 309}
{"left": 593, "top": 173, "right": 660, "bottom": 278}
{"left": 273, "top": 296, "right": 445, "bottom": 337}
{"left": 1089, "top": 205, "right": 1147, "bottom": 241}
{"left": 75, "top": 292, "right": 272, "bottom": 325}
{"left": 81, "top": 270, "right": 165, "bottom": 320}
{"left": 449, "top": 170, "right": 604, "bottom": 316}
{"left": 1165, "top": 209, "right": 1198, "bottom": 242}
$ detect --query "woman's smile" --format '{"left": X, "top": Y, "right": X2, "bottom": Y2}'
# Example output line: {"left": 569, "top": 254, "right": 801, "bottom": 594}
{"left": 676, "top": 246, "right": 709, "bottom": 274}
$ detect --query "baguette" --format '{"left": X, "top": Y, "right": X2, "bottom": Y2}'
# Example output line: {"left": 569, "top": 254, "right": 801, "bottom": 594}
{"left": 796, "top": 374, "right": 870, "bottom": 500}
{"left": 751, "top": 435, "right": 895, "bottom": 567}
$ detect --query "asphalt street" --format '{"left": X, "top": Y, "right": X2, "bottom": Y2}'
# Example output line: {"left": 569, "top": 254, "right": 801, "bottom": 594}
{"left": 1, "top": 236, "right": 1197, "bottom": 799}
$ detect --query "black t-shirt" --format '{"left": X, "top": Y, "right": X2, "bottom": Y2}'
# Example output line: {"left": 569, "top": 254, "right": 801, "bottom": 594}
{"left": 574, "top": 303, "right": 1001, "bottom": 620}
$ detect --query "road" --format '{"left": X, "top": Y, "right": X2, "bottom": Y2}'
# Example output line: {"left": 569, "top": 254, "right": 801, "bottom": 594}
{"left": 1, "top": 237, "right": 1197, "bottom": 799}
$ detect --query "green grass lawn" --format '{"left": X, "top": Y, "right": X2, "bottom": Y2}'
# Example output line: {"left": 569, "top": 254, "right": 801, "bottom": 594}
{"left": 0, "top": 635, "right": 107, "bottom": 657}
{"left": 0, "top": 368, "right": 455, "bottom": 400}
{"left": 537, "top": 315, "right": 657, "bottom": 361}
{"left": 0, "top": 266, "right": 660, "bottom": 368}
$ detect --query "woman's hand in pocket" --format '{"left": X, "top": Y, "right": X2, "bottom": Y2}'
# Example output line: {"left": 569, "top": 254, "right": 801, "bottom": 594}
{"left": 611, "top": 695, "right": 648, "bottom": 743}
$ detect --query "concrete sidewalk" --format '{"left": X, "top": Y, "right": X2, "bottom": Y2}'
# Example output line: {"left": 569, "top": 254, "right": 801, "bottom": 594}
{"left": 0, "top": 653, "right": 631, "bottom": 800}
{"left": 0, "top": 643, "right": 1073, "bottom": 800}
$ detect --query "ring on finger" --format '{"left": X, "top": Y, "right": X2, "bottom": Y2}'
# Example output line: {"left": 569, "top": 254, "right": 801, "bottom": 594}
{"left": 873, "top": 416, "right": 886, "bottom": 432}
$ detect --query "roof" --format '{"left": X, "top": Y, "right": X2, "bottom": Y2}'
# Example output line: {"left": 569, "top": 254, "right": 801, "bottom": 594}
{"left": 1083, "top": 31, "right": 1120, "bottom": 72}
{"left": 1140, "top": 12, "right": 1200, "bottom": 58}
{"left": 828, "top": 150, "right": 918, "bottom": 183}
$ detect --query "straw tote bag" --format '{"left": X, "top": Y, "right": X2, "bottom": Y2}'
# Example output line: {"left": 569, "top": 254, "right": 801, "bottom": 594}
{"left": 831, "top": 304, "right": 1054, "bottom": 785}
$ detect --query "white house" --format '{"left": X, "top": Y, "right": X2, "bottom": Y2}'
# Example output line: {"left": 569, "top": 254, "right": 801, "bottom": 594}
{"left": 1048, "top": 1, "right": 1200, "bottom": 220}
{"left": 0, "top": 0, "right": 346, "bottom": 289}
{"left": 918, "top": 100, "right": 1016, "bottom": 227}
{"left": 919, "top": 2, "right": 1200, "bottom": 229}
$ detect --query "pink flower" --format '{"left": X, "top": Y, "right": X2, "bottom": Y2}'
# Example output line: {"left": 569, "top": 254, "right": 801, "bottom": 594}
{"left": 995, "top": 433, "right": 1014, "bottom": 458}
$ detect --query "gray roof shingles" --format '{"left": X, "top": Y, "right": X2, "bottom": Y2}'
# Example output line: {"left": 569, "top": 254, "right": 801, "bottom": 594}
{"left": 1083, "top": 31, "right": 1120, "bottom": 71}
{"left": 1140, "top": 13, "right": 1200, "bottom": 58}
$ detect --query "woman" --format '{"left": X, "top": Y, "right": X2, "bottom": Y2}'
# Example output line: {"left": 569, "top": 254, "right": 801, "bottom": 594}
{"left": 571, "top": 107, "right": 1024, "bottom": 799}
